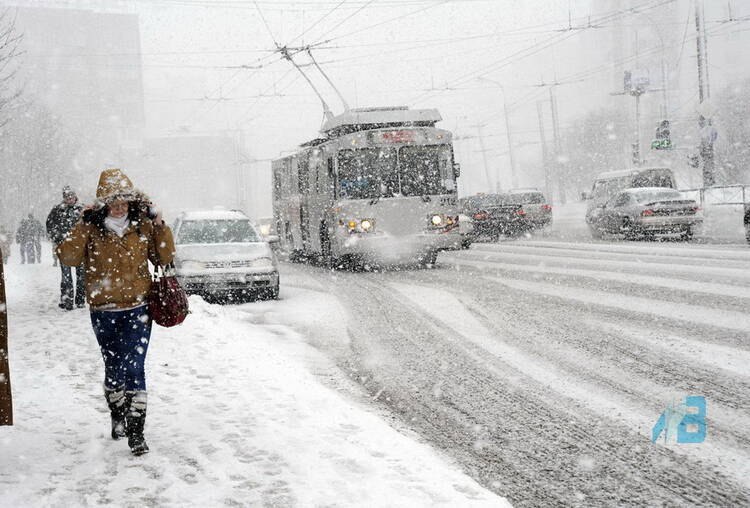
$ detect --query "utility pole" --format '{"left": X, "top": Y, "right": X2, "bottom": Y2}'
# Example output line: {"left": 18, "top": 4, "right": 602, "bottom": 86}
{"left": 477, "top": 77, "right": 517, "bottom": 189}
{"left": 502, "top": 92, "right": 518, "bottom": 188}
{"left": 470, "top": 123, "right": 493, "bottom": 190}
{"left": 695, "top": 4, "right": 706, "bottom": 103}
{"left": 695, "top": 0, "right": 715, "bottom": 186}
{"left": 536, "top": 101, "right": 551, "bottom": 200}
{"left": 549, "top": 86, "right": 565, "bottom": 204}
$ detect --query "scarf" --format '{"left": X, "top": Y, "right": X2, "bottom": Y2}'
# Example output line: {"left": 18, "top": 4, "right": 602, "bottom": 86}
{"left": 104, "top": 215, "right": 130, "bottom": 238}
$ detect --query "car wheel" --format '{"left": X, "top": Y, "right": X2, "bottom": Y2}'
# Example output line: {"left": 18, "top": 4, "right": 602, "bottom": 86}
{"left": 262, "top": 284, "right": 279, "bottom": 300}
{"left": 683, "top": 226, "right": 694, "bottom": 241}
{"left": 418, "top": 250, "right": 438, "bottom": 267}
{"left": 319, "top": 222, "right": 333, "bottom": 267}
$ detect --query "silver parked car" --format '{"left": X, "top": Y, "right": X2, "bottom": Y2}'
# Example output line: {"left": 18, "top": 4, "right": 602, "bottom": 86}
{"left": 588, "top": 187, "right": 702, "bottom": 240}
{"left": 173, "top": 209, "right": 279, "bottom": 303}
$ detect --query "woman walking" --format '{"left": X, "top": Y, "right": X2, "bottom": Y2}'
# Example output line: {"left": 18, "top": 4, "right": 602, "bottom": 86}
{"left": 58, "top": 169, "right": 174, "bottom": 455}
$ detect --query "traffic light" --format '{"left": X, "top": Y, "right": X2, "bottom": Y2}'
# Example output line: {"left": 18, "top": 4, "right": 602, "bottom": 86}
{"left": 651, "top": 120, "right": 672, "bottom": 150}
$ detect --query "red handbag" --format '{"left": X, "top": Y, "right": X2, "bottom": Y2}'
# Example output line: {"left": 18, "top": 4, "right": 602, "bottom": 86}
{"left": 148, "top": 264, "right": 189, "bottom": 327}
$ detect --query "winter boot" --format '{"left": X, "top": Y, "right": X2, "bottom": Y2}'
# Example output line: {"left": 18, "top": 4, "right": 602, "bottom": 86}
{"left": 125, "top": 391, "right": 149, "bottom": 456}
{"left": 105, "top": 387, "right": 127, "bottom": 440}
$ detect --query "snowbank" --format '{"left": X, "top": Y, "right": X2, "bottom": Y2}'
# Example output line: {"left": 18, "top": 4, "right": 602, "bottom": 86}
{"left": 0, "top": 243, "right": 508, "bottom": 507}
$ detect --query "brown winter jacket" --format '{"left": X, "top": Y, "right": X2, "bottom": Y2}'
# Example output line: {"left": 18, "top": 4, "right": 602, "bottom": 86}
{"left": 58, "top": 219, "right": 175, "bottom": 310}
{"left": 0, "top": 247, "right": 12, "bottom": 425}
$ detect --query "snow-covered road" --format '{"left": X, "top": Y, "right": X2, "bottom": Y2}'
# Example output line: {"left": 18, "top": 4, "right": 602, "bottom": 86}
{"left": 0, "top": 244, "right": 506, "bottom": 507}
{"left": 4, "top": 235, "right": 749, "bottom": 507}
{"left": 279, "top": 237, "right": 750, "bottom": 506}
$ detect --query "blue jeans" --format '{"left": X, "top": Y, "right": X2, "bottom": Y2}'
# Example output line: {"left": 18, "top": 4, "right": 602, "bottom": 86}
{"left": 90, "top": 306, "right": 152, "bottom": 391}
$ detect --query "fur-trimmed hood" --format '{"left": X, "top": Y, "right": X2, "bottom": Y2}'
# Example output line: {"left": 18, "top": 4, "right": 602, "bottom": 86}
{"left": 95, "top": 168, "right": 146, "bottom": 205}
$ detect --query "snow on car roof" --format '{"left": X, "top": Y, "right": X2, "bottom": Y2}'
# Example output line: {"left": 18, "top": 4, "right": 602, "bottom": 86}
{"left": 595, "top": 167, "right": 671, "bottom": 179}
{"left": 179, "top": 209, "right": 250, "bottom": 221}
{"left": 507, "top": 188, "right": 542, "bottom": 194}
{"left": 622, "top": 187, "right": 681, "bottom": 194}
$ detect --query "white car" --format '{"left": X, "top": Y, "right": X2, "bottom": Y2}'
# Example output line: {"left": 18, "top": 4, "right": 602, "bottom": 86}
{"left": 173, "top": 209, "right": 279, "bottom": 303}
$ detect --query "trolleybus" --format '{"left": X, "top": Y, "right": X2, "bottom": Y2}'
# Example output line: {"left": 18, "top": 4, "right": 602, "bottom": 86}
{"left": 272, "top": 106, "right": 462, "bottom": 267}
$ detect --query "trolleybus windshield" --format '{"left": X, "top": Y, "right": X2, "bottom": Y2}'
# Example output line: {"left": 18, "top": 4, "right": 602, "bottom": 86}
{"left": 337, "top": 144, "right": 453, "bottom": 200}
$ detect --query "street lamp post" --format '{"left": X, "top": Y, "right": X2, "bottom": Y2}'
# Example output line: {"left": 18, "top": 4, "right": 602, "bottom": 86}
{"left": 478, "top": 77, "right": 518, "bottom": 189}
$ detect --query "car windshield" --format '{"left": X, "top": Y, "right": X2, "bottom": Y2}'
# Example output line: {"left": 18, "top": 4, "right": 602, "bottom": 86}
{"left": 631, "top": 189, "right": 683, "bottom": 203}
{"left": 507, "top": 192, "right": 545, "bottom": 204}
{"left": 177, "top": 219, "right": 260, "bottom": 244}
{"left": 337, "top": 144, "right": 453, "bottom": 199}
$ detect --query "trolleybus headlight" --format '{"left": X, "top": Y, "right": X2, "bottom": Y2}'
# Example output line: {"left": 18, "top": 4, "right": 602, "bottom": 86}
{"left": 347, "top": 220, "right": 358, "bottom": 231}
{"left": 431, "top": 214, "right": 443, "bottom": 226}
{"left": 360, "top": 219, "right": 374, "bottom": 232}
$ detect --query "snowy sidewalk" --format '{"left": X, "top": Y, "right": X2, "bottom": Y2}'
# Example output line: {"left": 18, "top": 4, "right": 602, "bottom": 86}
{"left": 0, "top": 248, "right": 508, "bottom": 507}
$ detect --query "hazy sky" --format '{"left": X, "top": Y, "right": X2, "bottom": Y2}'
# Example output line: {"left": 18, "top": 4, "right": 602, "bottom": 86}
{"left": 11, "top": 0, "right": 750, "bottom": 214}
{"left": 126, "top": 0, "right": 750, "bottom": 195}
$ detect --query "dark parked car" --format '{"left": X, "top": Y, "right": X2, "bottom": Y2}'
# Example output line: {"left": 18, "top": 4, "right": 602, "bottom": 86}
{"left": 460, "top": 192, "right": 547, "bottom": 239}
{"left": 588, "top": 187, "right": 702, "bottom": 240}
{"left": 506, "top": 189, "right": 552, "bottom": 229}
{"left": 744, "top": 205, "right": 750, "bottom": 244}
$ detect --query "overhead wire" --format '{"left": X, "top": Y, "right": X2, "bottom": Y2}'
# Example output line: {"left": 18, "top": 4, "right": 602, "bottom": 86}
{"left": 286, "top": 0, "right": 349, "bottom": 46}
{"left": 405, "top": 0, "right": 678, "bottom": 108}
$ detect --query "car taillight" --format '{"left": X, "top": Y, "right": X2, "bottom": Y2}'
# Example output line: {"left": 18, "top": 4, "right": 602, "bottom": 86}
{"left": 541, "top": 204, "right": 552, "bottom": 212}
{"left": 641, "top": 209, "right": 654, "bottom": 216}
{"left": 473, "top": 212, "right": 488, "bottom": 220}
{"left": 516, "top": 208, "right": 526, "bottom": 216}
{"left": 693, "top": 206, "right": 701, "bottom": 213}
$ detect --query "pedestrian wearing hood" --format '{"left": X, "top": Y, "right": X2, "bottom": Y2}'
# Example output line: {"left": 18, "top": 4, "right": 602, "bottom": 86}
{"left": 0, "top": 246, "right": 12, "bottom": 426}
{"left": 16, "top": 213, "right": 43, "bottom": 264}
{"left": 58, "top": 169, "right": 175, "bottom": 456}
{"left": 47, "top": 186, "right": 85, "bottom": 310}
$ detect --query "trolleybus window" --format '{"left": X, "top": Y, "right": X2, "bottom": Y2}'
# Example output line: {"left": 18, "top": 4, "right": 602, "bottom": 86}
{"left": 337, "top": 148, "right": 396, "bottom": 199}
{"left": 337, "top": 144, "right": 454, "bottom": 199}
{"left": 398, "top": 145, "right": 450, "bottom": 197}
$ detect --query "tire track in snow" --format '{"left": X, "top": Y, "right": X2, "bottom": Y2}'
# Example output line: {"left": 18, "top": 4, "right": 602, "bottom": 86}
{"left": 293, "top": 266, "right": 750, "bottom": 506}
{"left": 388, "top": 275, "right": 750, "bottom": 491}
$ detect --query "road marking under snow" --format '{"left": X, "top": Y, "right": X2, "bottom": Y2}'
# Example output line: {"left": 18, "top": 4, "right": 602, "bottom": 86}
{"left": 456, "top": 248, "right": 750, "bottom": 282}
{"left": 485, "top": 276, "right": 750, "bottom": 333}
{"left": 442, "top": 256, "right": 750, "bottom": 299}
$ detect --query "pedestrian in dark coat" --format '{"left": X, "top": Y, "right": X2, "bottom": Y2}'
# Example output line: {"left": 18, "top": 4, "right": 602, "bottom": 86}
{"left": 58, "top": 169, "right": 175, "bottom": 456}
{"left": 0, "top": 246, "right": 12, "bottom": 426}
{"left": 46, "top": 186, "right": 85, "bottom": 309}
{"left": 0, "top": 226, "right": 10, "bottom": 265}
{"left": 16, "top": 214, "right": 43, "bottom": 264}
